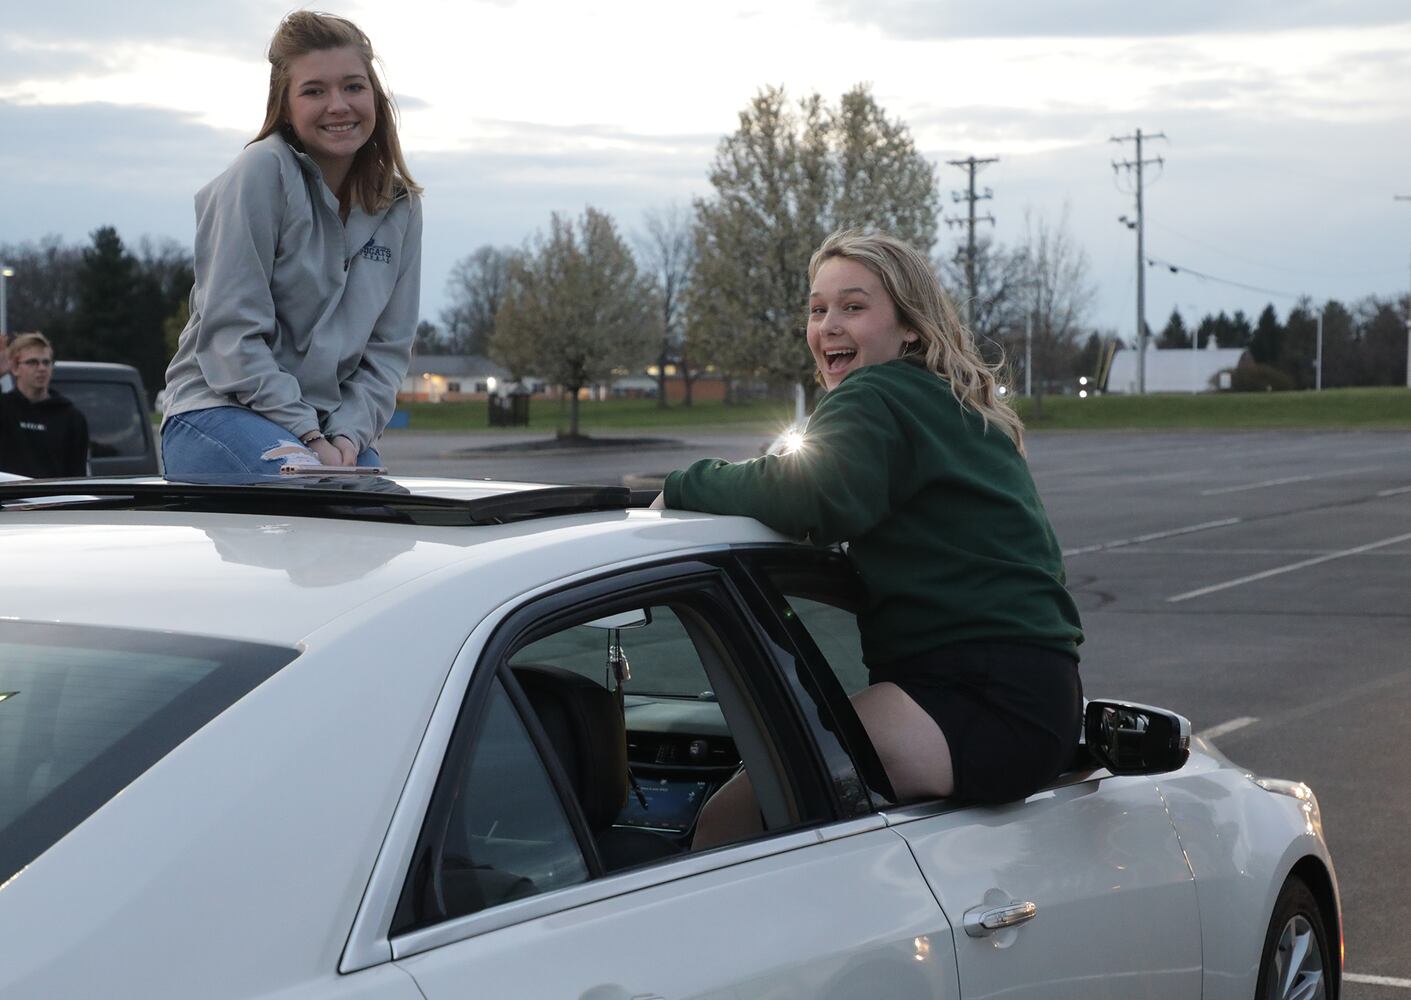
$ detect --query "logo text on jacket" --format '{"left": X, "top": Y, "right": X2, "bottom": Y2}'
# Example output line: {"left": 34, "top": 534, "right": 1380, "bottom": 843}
{"left": 360, "top": 239, "right": 393, "bottom": 264}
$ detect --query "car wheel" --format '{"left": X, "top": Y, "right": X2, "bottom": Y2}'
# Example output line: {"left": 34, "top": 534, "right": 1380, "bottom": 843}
{"left": 1256, "top": 876, "right": 1333, "bottom": 1000}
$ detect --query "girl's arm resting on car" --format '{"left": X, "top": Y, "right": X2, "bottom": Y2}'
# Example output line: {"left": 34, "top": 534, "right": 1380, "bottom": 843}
{"left": 664, "top": 380, "right": 905, "bottom": 542}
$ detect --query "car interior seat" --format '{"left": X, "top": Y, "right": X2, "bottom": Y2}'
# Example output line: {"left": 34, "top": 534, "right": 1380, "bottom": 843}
{"left": 511, "top": 663, "right": 681, "bottom": 871}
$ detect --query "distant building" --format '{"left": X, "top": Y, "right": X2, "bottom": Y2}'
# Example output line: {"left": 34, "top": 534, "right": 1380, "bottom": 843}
{"left": 398, "top": 354, "right": 546, "bottom": 402}
{"left": 1106, "top": 341, "right": 1250, "bottom": 394}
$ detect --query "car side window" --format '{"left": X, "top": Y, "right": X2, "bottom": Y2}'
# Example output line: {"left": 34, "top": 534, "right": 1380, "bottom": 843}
{"left": 511, "top": 605, "right": 712, "bottom": 699}
{"left": 394, "top": 677, "right": 589, "bottom": 932}
{"left": 396, "top": 573, "right": 843, "bottom": 937}
{"left": 782, "top": 595, "right": 868, "bottom": 696}
{"left": 758, "top": 557, "right": 870, "bottom": 696}
{"left": 507, "top": 603, "right": 746, "bottom": 853}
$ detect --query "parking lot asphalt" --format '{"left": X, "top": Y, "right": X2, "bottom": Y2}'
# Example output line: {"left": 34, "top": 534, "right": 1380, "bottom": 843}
{"left": 381, "top": 425, "right": 1411, "bottom": 992}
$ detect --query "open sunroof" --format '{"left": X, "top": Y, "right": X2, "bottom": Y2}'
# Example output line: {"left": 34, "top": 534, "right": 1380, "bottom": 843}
{"left": 0, "top": 476, "right": 634, "bottom": 527}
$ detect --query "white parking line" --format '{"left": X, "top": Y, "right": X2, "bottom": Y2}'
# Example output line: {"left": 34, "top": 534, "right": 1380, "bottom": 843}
{"left": 1196, "top": 717, "right": 1258, "bottom": 741}
{"left": 1063, "top": 518, "right": 1242, "bottom": 558}
{"left": 1378, "top": 485, "right": 1411, "bottom": 497}
{"left": 1167, "top": 531, "right": 1411, "bottom": 603}
{"left": 1200, "top": 467, "right": 1376, "bottom": 496}
{"left": 1346, "top": 972, "right": 1411, "bottom": 989}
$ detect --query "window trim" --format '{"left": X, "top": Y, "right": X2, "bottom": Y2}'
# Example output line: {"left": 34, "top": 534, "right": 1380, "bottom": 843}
{"left": 731, "top": 547, "right": 899, "bottom": 807}
{"left": 388, "top": 670, "right": 587, "bottom": 936}
{"left": 342, "top": 548, "right": 870, "bottom": 972}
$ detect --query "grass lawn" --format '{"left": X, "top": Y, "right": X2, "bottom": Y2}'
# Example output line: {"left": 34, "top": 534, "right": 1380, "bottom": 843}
{"left": 388, "top": 386, "right": 1411, "bottom": 436}
{"left": 1013, "top": 386, "right": 1411, "bottom": 429}
{"left": 394, "top": 397, "right": 798, "bottom": 434}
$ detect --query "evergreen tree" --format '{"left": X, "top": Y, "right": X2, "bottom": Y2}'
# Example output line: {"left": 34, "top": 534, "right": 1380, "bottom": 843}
{"left": 1279, "top": 301, "right": 1318, "bottom": 388}
{"left": 1249, "top": 304, "right": 1283, "bottom": 365}
{"left": 1157, "top": 308, "right": 1189, "bottom": 348}
{"left": 1195, "top": 314, "right": 1217, "bottom": 350}
{"left": 1357, "top": 297, "right": 1408, "bottom": 386}
{"left": 1226, "top": 309, "right": 1253, "bottom": 349}
{"left": 69, "top": 227, "right": 169, "bottom": 398}
{"left": 1319, "top": 300, "right": 1356, "bottom": 387}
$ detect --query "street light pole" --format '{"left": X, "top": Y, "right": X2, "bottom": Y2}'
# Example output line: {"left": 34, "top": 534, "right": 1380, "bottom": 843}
{"left": 1024, "top": 313, "right": 1033, "bottom": 396}
{"left": 1396, "top": 196, "right": 1411, "bottom": 387}
{"left": 1315, "top": 308, "right": 1323, "bottom": 391}
{"left": 0, "top": 265, "right": 13, "bottom": 342}
{"left": 1187, "top": 304, "right": 1201, "bottom": 395}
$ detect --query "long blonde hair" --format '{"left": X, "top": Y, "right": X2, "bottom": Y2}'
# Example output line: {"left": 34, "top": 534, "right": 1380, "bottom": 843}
{"left": 808, "top": 229, "right": 1025, "bottom": 454}
{"left": 250, "top": 10, "right": 421, "bottom": 213}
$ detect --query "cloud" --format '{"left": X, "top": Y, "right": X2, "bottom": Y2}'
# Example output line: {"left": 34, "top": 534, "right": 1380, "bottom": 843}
{"left": 819, "top": 0, "right": 1411, "bottom": 39}
{"left": 0, "top": 41, "right": 107, "bottom": 85}
{"left": 0, "top": 98, "right": 719, "bottom": 323}
{"left": 1, "top": 1, "right": 289, "bottom": 46}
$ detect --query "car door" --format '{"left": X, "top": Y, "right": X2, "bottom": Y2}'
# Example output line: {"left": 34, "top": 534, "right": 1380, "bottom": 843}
{"left": 742, "top": 549, "right": 1204, "bottom": 1000}
{"left": 386, "top": 561, "right": 960, "bottom": 1000}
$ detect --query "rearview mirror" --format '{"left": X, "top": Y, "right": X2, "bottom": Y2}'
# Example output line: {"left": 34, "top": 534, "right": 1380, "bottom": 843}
{"left": 582, "top": 609, "right": 651, "bottom": 630}
{"left": 1084, "top": 700, "right": 1190, "bottom": 775}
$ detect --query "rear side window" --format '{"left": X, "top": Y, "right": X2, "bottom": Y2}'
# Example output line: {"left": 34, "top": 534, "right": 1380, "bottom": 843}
{"left": 56, "top": 380, "right": 148, "bottom": 458}
{"left": 0, "top": 622, "right": 296, "bottom": 885}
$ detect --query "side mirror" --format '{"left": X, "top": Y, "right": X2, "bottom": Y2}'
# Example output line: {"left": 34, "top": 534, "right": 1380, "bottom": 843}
{"left": 1084, "top": 700, "right": 1191, "bottom": 775}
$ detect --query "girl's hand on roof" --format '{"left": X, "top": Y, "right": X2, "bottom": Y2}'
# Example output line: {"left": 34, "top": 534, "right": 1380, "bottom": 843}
{"left": 331, "top": 435, "right": 358, "bottom": 466}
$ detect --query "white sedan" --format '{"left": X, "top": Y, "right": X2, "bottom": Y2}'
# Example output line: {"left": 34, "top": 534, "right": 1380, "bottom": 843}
{"left": 0, "top": 476, "right": 1339, "bottom": 1000}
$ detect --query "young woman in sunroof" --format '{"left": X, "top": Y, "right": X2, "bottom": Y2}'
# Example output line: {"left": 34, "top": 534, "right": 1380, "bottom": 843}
{"left": 161, "top": 11, "right": 421, "bottom": 474}
{"left": 655, "top": 229, "right": 1083, "bottom": 846}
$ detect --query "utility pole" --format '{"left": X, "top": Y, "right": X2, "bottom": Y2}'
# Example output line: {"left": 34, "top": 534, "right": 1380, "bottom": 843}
{"left": 1396, "top": 196, "right": 1411, "bottom": 388}
{"left": 945, "top": 156, "right": 998, "bottom": 329}
{"left": 1111, "top": 128, "right": 1166, "bottom": 393}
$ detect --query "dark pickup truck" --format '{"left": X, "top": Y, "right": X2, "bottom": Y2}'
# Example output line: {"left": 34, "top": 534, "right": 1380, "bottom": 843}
{"left": 51, "top": 361, "right": 160, "bottom": 475}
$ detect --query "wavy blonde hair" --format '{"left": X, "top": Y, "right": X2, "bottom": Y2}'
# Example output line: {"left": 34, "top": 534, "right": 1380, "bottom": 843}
{"left": 808, "top": 229, "right": 1025, "bottom": 454}
{"left": 250, "top": 10, "right": 421, "bottom": 213}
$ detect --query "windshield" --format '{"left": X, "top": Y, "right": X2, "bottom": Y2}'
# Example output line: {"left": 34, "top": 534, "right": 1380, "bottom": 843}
{"left": 55, "top": 379, "right": 150, "bottom": 459}
{"left": 0, "top": 622, "right": 296, "bottom": 886}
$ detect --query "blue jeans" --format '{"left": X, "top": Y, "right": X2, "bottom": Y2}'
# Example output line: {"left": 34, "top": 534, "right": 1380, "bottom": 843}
{"left": 161, "top": 406, "right": 382, "bottom": 476}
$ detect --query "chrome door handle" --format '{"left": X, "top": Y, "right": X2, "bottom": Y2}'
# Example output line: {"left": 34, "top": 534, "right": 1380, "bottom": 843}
{"left": 963, "top": 900, "right": 1037, "bottom": 937}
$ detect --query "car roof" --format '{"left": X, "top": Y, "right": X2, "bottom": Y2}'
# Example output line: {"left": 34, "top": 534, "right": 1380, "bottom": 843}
{"left": 0, "top": 476, "right": 793, "bottom": 645}
{"left": 51, "top": 360, "right": 146, "bottom": 382}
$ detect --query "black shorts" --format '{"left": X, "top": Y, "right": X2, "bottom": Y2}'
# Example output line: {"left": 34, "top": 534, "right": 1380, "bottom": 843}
{"left": 870, "top": 642, "right": 1083, "bottom": 804}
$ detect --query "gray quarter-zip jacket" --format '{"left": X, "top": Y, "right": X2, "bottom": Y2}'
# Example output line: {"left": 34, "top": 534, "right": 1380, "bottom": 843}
{"left": 162, "top": 134, "right": 422, "bottom": 451}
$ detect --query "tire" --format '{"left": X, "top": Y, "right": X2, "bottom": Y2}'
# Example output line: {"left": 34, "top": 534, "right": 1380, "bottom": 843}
{"left": 1256, "top": 876, "right": 1335, "bottom": 1000}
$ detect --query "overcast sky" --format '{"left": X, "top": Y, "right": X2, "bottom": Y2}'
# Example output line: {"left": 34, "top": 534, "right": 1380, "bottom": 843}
{"left": 3, "top": 0, "right": 1410, "bottom": 342}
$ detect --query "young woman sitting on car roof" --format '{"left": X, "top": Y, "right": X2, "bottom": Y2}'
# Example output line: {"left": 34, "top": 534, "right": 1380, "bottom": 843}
{"left": 653, "top": 229, "right": 1084, "bottom": 847}
{"left": 160, "top": 11, "right": 421, "bottom": 475}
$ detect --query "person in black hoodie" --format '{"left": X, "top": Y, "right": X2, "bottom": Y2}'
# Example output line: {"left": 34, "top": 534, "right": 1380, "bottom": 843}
{"left": 0, "top": 333, "right": 89, "bottom": 478}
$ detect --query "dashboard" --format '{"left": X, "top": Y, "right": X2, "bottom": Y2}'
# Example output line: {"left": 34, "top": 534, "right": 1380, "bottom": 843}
{"left": 620, "top": 695, "right": 740, "bottom": 836}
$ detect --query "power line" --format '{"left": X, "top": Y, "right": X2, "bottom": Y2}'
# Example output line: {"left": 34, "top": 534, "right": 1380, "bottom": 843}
{"left": 945, "top": 155, "right": 998, "bottom": 329}
{"left": 1111, "top": 128, "right": 1166, "bottom": 393}
{"left": 1144, "top": 256, "right": 1306, "bottom": 302}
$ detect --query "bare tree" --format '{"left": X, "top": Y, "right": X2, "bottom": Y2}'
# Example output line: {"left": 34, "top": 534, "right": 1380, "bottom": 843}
{"left": 492, "top": 208, "right": 658, "bottom": 438}
{"left": 0, "top": 235, "right": 83, "bottom": 336}
{"left": 441, "top": 245, "right": 514, "bottom": 357}
{"left": 937, "top": 235, "right": 1028, "bottom": 373}
{"left": 635, "top": 204, "right": 696, "bottom": 407}
{"left": 1015, "top": 207, "right": 1095, "bottom": 414}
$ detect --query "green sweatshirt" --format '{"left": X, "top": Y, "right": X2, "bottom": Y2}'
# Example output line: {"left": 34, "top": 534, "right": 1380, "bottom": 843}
{"left": 665, "top": 359, "right": 1082, "bottom": 668}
